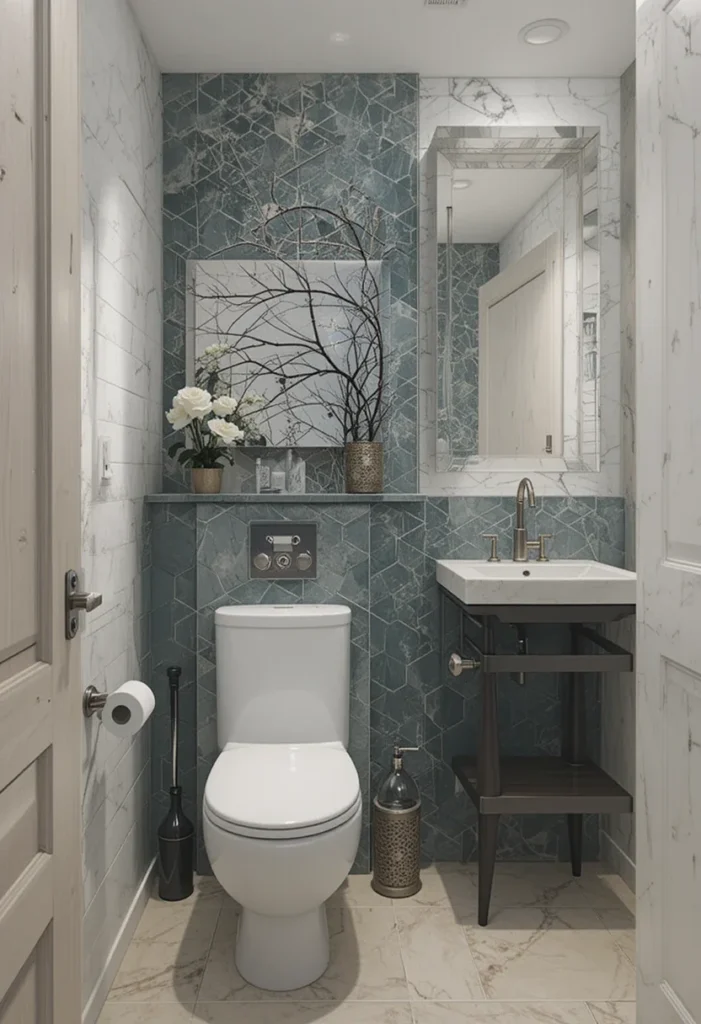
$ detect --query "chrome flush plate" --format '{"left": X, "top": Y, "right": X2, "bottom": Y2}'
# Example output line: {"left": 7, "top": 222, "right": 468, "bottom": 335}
{"left": 249, "top": 522, "right": 317, "bottom": 580}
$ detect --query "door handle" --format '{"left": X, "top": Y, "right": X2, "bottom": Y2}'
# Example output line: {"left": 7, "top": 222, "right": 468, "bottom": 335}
{"left": 65, "top": 570, "right": 103, "bottom": 638}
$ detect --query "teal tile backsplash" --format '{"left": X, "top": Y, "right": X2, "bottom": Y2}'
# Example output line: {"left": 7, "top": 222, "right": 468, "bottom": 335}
{"left": 148, "top": 495, "right": 625, "bottom": 872}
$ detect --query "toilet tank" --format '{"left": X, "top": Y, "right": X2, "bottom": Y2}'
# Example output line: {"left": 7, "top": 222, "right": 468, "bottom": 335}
{"left": 214, "top": 605, "right": 351, "bottom": 748}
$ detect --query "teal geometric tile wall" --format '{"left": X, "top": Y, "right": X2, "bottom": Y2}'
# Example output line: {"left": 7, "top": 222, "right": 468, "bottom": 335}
{"left": 437, "top": 243, "right": 501, "bottom": 460}
{"left": 148, "top": 495, "right": 625, "bottom": 872}
{"left": 162, "top": 73, "right": 419, "bottom": 494}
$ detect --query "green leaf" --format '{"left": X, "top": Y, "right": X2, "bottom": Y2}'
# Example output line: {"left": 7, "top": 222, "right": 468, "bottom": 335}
{"left": 178, "top": 449, "right": 194, "bottom": 465}
{"left": 168, "top": 441, "right": 185, "bottom": 457}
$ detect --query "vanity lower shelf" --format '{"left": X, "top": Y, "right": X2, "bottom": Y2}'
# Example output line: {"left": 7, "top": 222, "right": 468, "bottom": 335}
{"left": 452, "top": 755, "right": 633, "bottom": 816}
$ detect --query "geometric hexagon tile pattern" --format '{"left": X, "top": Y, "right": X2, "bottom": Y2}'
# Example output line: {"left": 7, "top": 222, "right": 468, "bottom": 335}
{"left": 148, "top": 494, "right": 625, "bottom": 873}
{"left": 162, "top": 73, "right": 419, "bottom": 494}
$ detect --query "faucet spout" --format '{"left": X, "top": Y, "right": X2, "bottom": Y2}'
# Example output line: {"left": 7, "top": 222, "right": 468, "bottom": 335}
{"left": 513, "top": 478, "right": 537, "bottom": 561}
{"left": 515, "top": 477, "right": 535, "bottom": 530}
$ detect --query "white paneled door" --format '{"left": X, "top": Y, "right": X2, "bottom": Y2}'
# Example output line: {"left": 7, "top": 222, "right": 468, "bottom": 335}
{"left": 637, "top": 1, "right": 701, "bottom": 1022}
{"left": 0, "top": 0, "right": 82, "bottom": 1020}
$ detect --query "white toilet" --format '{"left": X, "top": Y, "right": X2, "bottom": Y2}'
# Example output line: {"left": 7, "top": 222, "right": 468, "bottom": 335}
{"left": 203, "top": 604, "right": 362, "bottom": 992}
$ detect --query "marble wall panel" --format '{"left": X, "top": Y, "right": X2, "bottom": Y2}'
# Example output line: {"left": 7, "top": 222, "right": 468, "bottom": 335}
{"left": 80, "top": 0, "right": 162, "bottom": 1006}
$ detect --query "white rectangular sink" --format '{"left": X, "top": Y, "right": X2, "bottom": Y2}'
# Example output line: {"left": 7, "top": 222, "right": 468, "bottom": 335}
{"left": 436, "top": 559, "right": 636, "bottom": 607}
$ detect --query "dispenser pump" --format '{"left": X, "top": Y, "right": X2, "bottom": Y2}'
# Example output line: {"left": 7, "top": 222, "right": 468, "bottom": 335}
{"left": 376, "top": 746, "right": 420, "bottom": 810}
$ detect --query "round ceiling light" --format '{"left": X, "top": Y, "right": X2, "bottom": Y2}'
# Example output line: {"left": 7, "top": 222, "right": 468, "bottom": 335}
{"left": 330, "top": 31, "right": 351, "bottom": 44}
{"left": 518, "top": 19, "right": 570, "bottom": 45}
{"left": 453, "top": 180, "right": 472, "bottom": 190}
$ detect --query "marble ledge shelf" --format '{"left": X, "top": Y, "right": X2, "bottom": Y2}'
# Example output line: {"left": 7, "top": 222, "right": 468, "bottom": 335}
{"left": 145, "top": 493, "right": 424, "bottom": 504}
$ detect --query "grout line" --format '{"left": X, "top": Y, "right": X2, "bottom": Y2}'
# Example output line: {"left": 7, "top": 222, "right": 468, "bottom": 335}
{"left": 192, "top": 901, "right": 224, "bottom": 1008}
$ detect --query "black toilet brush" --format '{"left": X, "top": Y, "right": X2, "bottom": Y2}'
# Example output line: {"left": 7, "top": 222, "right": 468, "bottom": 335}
{"left": 158, "top": 665, "right": 195, "bottom": 900}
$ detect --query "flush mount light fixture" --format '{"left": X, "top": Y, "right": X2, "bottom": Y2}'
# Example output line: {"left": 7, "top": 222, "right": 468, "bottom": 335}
{"left": 452, "top": 180, "right": 473, "bottom": 190}
{"left": 518, "top": 19, "right": 570, "bottom": 45}
{"left": 329, "top": 31, "right": 351, "bottom": 44}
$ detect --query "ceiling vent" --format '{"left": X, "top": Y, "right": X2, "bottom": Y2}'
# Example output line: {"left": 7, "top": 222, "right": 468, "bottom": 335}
{"left": 424, "top": 0, "right": 469, "bottom": 6}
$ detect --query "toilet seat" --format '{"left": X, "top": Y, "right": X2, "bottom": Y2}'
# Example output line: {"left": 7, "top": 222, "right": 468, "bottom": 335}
{"left": 204, "top": 742, "right": 361, "bottom": 840}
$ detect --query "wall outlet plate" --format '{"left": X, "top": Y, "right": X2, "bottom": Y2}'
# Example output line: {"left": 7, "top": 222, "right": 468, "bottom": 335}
{"left": 249, "top": 522, "right": 317, "bottom": 580}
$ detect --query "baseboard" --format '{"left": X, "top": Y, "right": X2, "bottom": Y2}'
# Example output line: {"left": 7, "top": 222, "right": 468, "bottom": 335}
{"left": 600, "top": 829, "right": 636, "bottom": 894}
{"left": 82, "top": 857, "right": 156, "bottom": 1024}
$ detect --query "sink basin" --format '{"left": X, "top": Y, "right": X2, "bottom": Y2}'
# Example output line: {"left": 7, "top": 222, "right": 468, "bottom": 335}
{"left": 436, "top": 559, "right": 636, "bottom": 607}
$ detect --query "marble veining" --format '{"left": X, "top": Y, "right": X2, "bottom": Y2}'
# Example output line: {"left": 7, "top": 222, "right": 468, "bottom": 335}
{"left": 100, "top": 864, "right": 636, "bottom": 1021}
{"left": 81, "top": 0, "right": 162, "bottom": 1007}
{"left": 162, "top": 74, "right": 419, "bottom": 494}
{"left": 419, "top": 78, "right": 622, "bottom": 496}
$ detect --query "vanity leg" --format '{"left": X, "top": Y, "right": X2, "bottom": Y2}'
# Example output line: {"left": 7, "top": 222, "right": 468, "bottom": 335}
{"left": 478, "top": 814, "right": 500, "bottom": 926}
{"left": 567, "top": 814, "right": 583, "bottom": 877}
{"left": 563, "top": 626, "right": 587, "bottom": 878}
{"left": 477, "top": 617, "right": 500, "bottom": 926}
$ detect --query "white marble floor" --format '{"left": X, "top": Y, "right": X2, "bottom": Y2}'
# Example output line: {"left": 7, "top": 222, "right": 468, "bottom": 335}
{"left": 99, "top": 864, "right": 636, "bottom": 1024}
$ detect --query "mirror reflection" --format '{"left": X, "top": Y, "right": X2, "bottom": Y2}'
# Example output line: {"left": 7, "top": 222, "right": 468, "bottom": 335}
{"left": 432, "top": 127, "right": 600, "bottom": 471}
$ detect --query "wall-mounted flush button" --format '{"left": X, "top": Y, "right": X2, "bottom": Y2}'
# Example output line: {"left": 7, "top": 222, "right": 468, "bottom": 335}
{"left": 250, "top": 522, "right": 317, "bottom": 580}
{"left": 296, "top": 552, "right": 313, "bottom": 571}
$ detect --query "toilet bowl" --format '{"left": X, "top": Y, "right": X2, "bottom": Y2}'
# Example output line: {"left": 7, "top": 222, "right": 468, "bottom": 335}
{"left": 203, "top": 605, "right": 360, "bottom": 991}
{"left": 204, "top": 741, "right": 361, "bottom": 990}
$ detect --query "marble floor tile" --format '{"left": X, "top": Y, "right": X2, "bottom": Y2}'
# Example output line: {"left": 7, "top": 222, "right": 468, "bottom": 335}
{"left": 486, "top": 865, "right": 634, "bottom": 913}
{"left": 194, "top": 1003, "right": 413, "bottom": 1023}
{"left": 328, "top": 875, "right": 394, "bottom": 908}
{"left": 587, "top": 1003, "right": 636, "bottom": 1024}
{"left": 197, "top": 906, "right": 409, "bottom": 1003}
{"left": 395, "top": 865, "right": 632, "bottom": 917}
{"left": 150, "top": 874, "right": 226, "bottom": 911}
{"left": 394, "top": 909, "right": 484, "bottom": 1001}
{"left": 396, "top": 864, "right": 477, "bottom": 912}
{"left": 411, "top": 1003, "right": 600, "bottom": 1024}
{"left": 99, "top": 1003, "right": 194, "bottom": 1022}
{"left": 595, "top": 909, "right": 635, "bottom": 967}
{"left": 464, "top": 908, "right": 636, "bottom": 1002}
{"left": 108, "top": 898, "right": 220, "bottom": 1003}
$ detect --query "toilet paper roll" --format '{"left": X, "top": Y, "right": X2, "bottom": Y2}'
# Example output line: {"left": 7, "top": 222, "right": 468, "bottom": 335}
{"left": 101, "top": 680, "right": 155, "bottom": 738}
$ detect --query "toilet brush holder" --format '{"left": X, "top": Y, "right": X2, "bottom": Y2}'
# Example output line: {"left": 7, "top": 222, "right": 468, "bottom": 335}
{"left": 158, "top": 666, "right": 194, "bottom": 901}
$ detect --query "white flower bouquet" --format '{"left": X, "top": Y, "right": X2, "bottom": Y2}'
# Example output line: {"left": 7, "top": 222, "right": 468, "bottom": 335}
{"left": 166, "top": 386, "right": 265, "bottom": 470}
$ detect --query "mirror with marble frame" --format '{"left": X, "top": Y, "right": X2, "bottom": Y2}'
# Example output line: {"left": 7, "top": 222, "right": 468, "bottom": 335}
{"left": 424, "top": 126, "right": 601, "bottom": 475}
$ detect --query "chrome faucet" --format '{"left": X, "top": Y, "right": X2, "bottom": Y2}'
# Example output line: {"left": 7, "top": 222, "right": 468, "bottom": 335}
{"left": 513, "top": 477, "right": 537, "bottom": 561}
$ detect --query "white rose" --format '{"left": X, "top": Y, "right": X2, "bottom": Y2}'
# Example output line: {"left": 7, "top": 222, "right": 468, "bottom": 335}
{"left": 209, "top": 418, "right": 244, "bottom": 445}
{"left": 166, "top": 404, "right": 192, "bottom": 431}
{"left": 173, "top": 387, "right": 212, "bottom": 419}
{"left": 212, "top": 395, "right": 238, "bottom": 417}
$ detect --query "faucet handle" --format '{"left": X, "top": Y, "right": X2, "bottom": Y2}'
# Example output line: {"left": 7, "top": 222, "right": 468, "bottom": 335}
{"left": 482, "top": 534, "right": 501, "bottom": 562}
{"left": 529, "top": 534, "right": 553, "bottom": 562}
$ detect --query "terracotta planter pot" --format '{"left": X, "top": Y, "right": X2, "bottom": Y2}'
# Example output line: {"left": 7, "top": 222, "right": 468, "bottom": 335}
{"left": 344, "top": 442, "right": 383, "bottom": 494}
{"left": 191, "top": 467, "right": 223, "bottom": 494}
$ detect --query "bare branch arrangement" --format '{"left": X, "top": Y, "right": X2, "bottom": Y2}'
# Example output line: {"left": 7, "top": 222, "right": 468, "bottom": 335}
{"left": 192, "top": 192, "right": 395, "bottom": 446}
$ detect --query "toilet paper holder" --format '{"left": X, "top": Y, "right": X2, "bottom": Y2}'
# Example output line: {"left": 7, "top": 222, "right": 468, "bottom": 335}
{"left": 83, "top": 685, "right": 108, "bottom": 718}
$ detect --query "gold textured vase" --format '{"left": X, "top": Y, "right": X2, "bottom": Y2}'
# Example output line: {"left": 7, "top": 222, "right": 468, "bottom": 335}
{"left": 344, "top": 442, "right": 383, "bottom": 494}
{"left": 191, "top": 467, "right": 223, "bottom": 494}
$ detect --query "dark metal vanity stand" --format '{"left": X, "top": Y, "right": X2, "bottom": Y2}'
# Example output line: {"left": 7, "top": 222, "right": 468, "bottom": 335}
{"left": 440, "top": 588, "right": 635, "bottom": 926}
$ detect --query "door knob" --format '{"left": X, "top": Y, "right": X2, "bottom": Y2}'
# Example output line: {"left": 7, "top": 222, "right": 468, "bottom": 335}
{"left": 65, "top": 570, "right": 103, "bottom": 639}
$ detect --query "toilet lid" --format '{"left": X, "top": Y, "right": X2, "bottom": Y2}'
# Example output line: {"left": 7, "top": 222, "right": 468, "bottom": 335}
{"left": 204, "top": 743, "right": 361, "bottom": 836}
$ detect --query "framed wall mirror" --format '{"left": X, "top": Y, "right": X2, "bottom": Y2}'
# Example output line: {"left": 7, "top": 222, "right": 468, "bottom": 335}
{"left": 427, "top": 126, "right": 601, "bottom": 474}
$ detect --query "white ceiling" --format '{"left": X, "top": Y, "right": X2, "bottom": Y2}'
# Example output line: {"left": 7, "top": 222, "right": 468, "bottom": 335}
{"left": 437, "top": 168, "right": 562, "bottom": 244}
{"left": 129, "top": 0, "right": 635, "bottom": 76}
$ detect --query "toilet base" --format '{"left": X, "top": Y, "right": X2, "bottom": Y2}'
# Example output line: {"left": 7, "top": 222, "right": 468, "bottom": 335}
{"left": 236, "top": 905, "right": 330, "bottom": 991}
